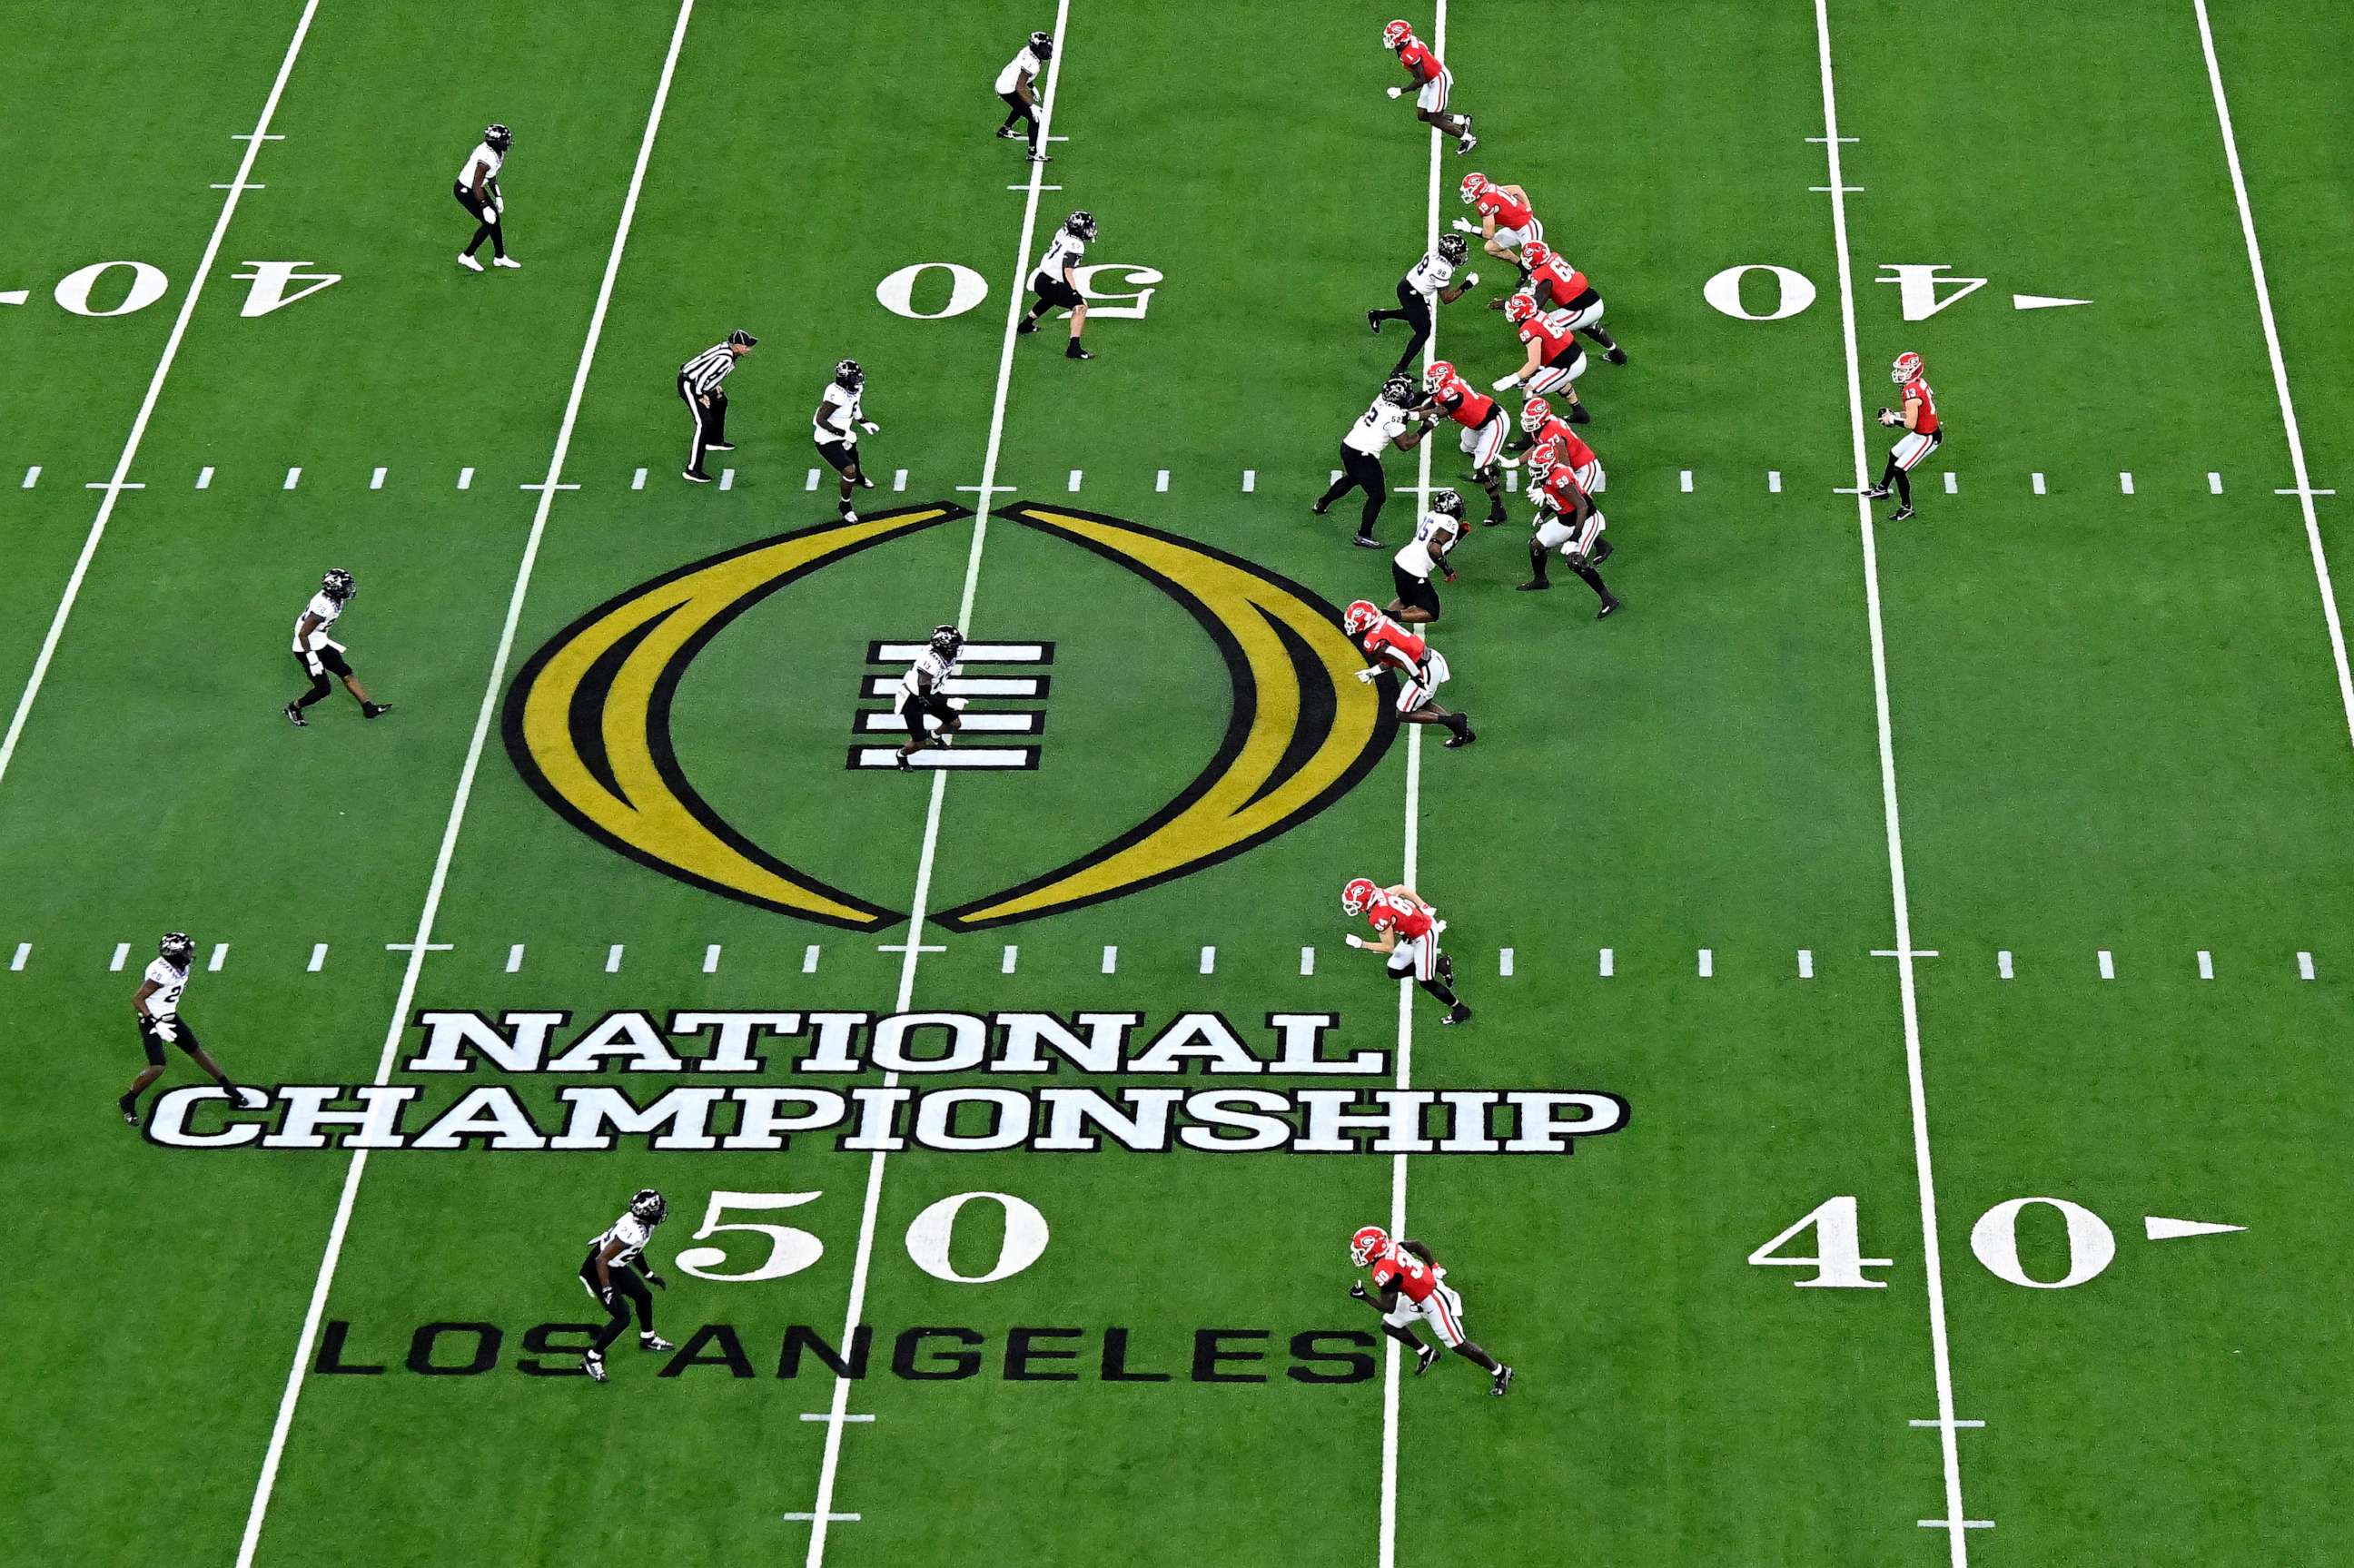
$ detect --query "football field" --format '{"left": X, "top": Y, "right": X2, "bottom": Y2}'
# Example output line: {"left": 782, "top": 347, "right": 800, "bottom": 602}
{"left": 5, "top": 2, "right": 2351, "bottom": 1563}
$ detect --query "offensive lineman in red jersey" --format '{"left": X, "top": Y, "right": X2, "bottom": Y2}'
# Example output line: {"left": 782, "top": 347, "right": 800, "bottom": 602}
{"left": 1343, "top": 600, "right": 1476, "bottom": 747}
{"left": 1340, "top": 879, "right": 1472, "bottom": 1024}
{"left": 1518, "top": 440, "right": 1620, "bottom": 616}
{"left": 1347, "top": 1224, "right": 1513, "bottom": 1395}
{"left": 1511, "top": 396, "right": 1605, "bottom": 493}
{"left": 1454, "top": 173, "right": 1542, "bottom": 271}
{"left": 1494, "top": 292, "right": 1593, "bottom": 422}
{"left": 1507, "top": 241, "right": 1627, "bottom": 365}
{"left": 1410, "top": 360, "right": 1510, "bottom": 526}
{"left": 1381, "top": 19, "right": 1477, "bottom": 153}
{"left": 1865, "top": 350, "right": 1942, "bottom": 522}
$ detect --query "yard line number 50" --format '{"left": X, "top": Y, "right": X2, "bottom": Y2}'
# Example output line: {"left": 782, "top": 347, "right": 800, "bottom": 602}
{"left": 1751, "top": 1194, "right": 2120, "bottom": 1291}
{"left": 672, "top": 1188, "right": 1050, "bottom": 1286}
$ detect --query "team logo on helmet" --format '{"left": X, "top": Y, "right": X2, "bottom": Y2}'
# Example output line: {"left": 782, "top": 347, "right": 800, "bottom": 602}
{"left": 628, "top": 1188, "right": 668, "bottom": 1225}
{"left": 1382, "top": 18, "right": 1413, "bottom": 48}
{"left": 1350, "top": 1225, "right": 1391, "bottom": 1267}
{"left": 1436, "top": 232, "right": 1469, "bottom": 264}
{"left": 1029, "top": 28, "right": 1054, "bottom": 54}
{"left": 928, "top": 624, "right": 964, "bottom": 657}
{"left": 1066, "top": 210, "right": 1096, "bottom": 241}
{"left": 158, "top": 932, "right": 194, "bottom": 964}
{"left": 1533, "top": 438, "right": 1566, "bottom": 470}
{"left": 321, "top": 567, "right": 355, "bottom": 602}
{"left": 1380, "top": 374, "right": 1418, "bottom": 407}
{"left": 1342, "top": 599, "right": 1382, "bottom": 637}
{"left": 1459, "top": 172, "right": 1489, "bottom": 204}
{"left": 1518, "top": 396, "right": 1552, "bottom": 433}
{"left": 835, "top": 359, "right": 863, "bottom": 390}
{"left": 1430, "top": 488, "right": 1465, "bottom": 518}
{"left": 485, "top": 123, "right": 512, "bottom": 151}
{"left": 1341, "top": 876, "right": 1380, "bottom": 916}
{"left": 1423, "top": 360, "right": 1455, "bottom": 390}
{"left": 1502, "top": 292, "right": 1538, "bottom": 325}
{"left": 1892, "top": 351, "right": 1924, "bottom": 384}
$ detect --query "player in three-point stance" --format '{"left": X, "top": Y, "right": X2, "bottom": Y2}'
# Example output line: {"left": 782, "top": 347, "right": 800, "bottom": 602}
{"left": 1367, "top": 232, "right": 1478, "bottom": 383}
{"left": 894, "top": 625, "right": 967, "bottom": 769}
{"left": 1017, "top": 211, "right": 1096, "bottom": 360}
{"left": 1343, "top": 600, "right": 1475, "bottom": 747}
{"left": 579, "top": 1188, "right": 673, "bottom": 1382}
{"left": 1517, "top": 439, "right": 1620, "bottom": 616}
{"left": 1389, "top": 488, "right": 1464, "bottom": 625}
{"left": 1411, "top": 360, "right": 1511, "bottom": 527}
{"left": 994, "top": 29, "right": 1055, "bottom": 163}
{"left": 1492, "top": 291, "right": 1593, "bottom": 424}
{"left": 813, "top": 359, "right": 879, "bottom": 522}
{"left": 1454, "top": 173, "right": 1540, "bottom": 272}
{"left": 1865, "top": 350, "right": 1941, "bottom": 522}
{"left": 1314, "top": 374, "right": 1429, "bottom": 548}
{"left": 453, "top": 123, "right": 519, "bottom": 272}
{"left": 1502, "top": 241, "right": 1625, "bottom": 366}
{"left": 1380, "top": 20, "right": 1476, "bottom": 153}
{"left": 285, "top": 568, "right": 392, "bottom": 726}
{"left": 1340, "top": 879, "right": 1473, "bottom": 1025}
{"left": 119, "top": 932, "right": 253, "bottom": 1127}
{"left": 1347, "top": 1224, "right": 1512, "bottom": 1394}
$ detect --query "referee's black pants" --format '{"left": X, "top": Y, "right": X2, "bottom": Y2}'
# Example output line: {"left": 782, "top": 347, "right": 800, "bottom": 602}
{"left": 580, "top": 1255, "right": 656, "bottom": 1353}
{"left": 1316, "top": 445, "right": 1390, "bottom": 539}
{"left": 680, "top": 377, "right": 727, "bottom": 475}
{"left": 452, "top": 182, "right": 504, "bottom": 259}
{"left": 1369, "top": 280, "right": 1433, "bottom": 380}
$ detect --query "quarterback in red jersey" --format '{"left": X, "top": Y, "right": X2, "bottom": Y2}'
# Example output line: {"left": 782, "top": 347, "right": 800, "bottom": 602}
{"left": 1346, "top": 1224, "right": 1513, "bottom": 1395}
{"left": 1343, "top": 600, "right": 1477, "bottom": 747}
{"left": 1453, "top": 172, "right": 1542, "bottom": 269}
{"left": 1494, "top": 291, "right": 1592, "bottom": 420}
{"left": 1518, "top": 441, "right": 1620, "bottom": 616}
{"left": 1865, "top": 350, "right": 1942, "bottom": 522}
{"left": 1340, "top": 880, "right": 1472, "bottom": 1024}
{"left": 1411, "top": 360, "right": 1509, "bottom": 525}
{"left": 1380, "top": 19, "right": 1477, "bottom": 153}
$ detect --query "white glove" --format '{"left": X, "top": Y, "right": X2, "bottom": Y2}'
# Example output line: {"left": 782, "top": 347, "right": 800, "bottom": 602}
{"left": 859, "top": 419, "right": 880, "bottom": 435}
{"left": 1492, "top": 375, "right": 1519, "bottom": 392}
{"left": 1386, "top": 85, "right": 1404, "bottom": 99}
{"left": 152, "top": 1017, "right": 179, "bottom": 1044}
{"left": 1450, "top": 218, "right": 1479, "bottom": 234}
{"left": 494, "top": 195, "right": 505, "bottom": 215}
{"left": 1354, "top": 668, "right": 1378, "bottom": 685}
{"left": 304, "top": 655, "right": 324, "bottom": 676}
{"left": 1344, "top": 934, "right": 1366, "bottom": 949}
{"left": 1464, "top": 271, "right": 1479, "bottom": 286}
{"left": 948, "top": 696, "right": 969, "bottom": 712}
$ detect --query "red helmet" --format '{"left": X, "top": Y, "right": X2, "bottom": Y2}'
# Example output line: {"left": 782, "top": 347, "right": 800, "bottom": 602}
{"left": 1533, "top": 437, "right": 1566, "bottom": 471}
{"left": 1423, "top": 360, "right": 1456, "bottom": 390}
{"left": 1342, "top": 599, "right": 1382, "bottom": 637}
{"left": 1892, "top": 350, "right": 1924, "bottom": 384}
{"left": 1518, "top": 395, "right": 1552, "bottom": 433}
{"left": 1522, "top": 240, "right": 1554, "bottom": 270}
{"left": 1382, "top": 18, "right": 1413, "bottom": 48}
{"left": 1341, "top": 877, "right": 1380, "bottom": 917}
{"left": 1459, "top": 172, "right": 1489, "bottom": 205}
{"left": 1502, "top": 291, "right": 1538, "bottom": 325}
{"left": 1350, "top": 1225, "right": 1392, "bottom": 1267}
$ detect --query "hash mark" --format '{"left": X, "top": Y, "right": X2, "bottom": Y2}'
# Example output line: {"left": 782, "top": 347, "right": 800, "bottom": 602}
{"left": 1300, "top": 945, "right": 1314, "bottom": 976}
{"left": 283, "top": 466, "right": 301, "bottom": 490}
{"left": 1798, "top": 948, "right": 1814, "bottom": 979}
{"left": 703, "top": 943, "right": 721, "bottom": 974}
{"left": 110, "top": 942, "right": 130, "bottom": 971}
{"left": 1998, "top": 949, "right": 2014, "bottom": 980}
{"left": 1242, "top": 469, "right": 1256, "bottom": 492}
{"left": 1498, "top": 947, "right": 1514, "bottom": 977}
{"left": 606, "top": 943, "right": 624, "bottom": 974}
{"left": 892, "top": 468, "right": 907, "bottom": 492}
{"left": 632, "top": 468, "right": 647, "bottom": 490}
{"left": 1199, "top": 945, "right": 1216, "bottom": 975}
{"left": 457, "top": 468, "right": 474, "bottom": 489}
{"left": 1697, "top": 947, "right": 1713, "bottom": 978}
{"left": 803, "top": 468, "right": 817, "bottom": 492}
{"left": 1155, "top": 468, "right": 1170, "bottom": 492}
{"left": 8, "top": 942, "right": 27, "bottom": 971}
{"left": 370, "top": 467, "right": 386, "bottom": 490}
{"left": 723, "top": 468, "right": 738, "bottom": 491}
{"left": 19, "top": 466, "right": 37, "bottom": 489}
{"left": 1003, "top": 944, "right": 1018, "bottom": 975}
{"left": 307, "top": 942, "right": 328, "bottom": 972}
{"left": 1768, "top": 470, "right": 1782, "bottom": 493}
{"left": 2209, "top": 471, "right": 2224, "bottom": 494}
{"left": 196, "top": 467, "right": 214, "bottom": 489}
{"left": 1598, "top": 947, "right": 1615, "bottom": 978}
{"left": 506, "top": 943, "right": 525, "bottom": 973}
{"left": 1068, "top": 468, "right": 1083, "bottom": 493}
{"left": 1102, "top": 944, "right": 1118, "bottom": 975}
{"left": 1944, "top": 471, "right": 1957, "bottom": 494}
{"left": 1679, "top": 469, "right": 1693, "bottom": 493}
{"left": 802, "top": 944, "right": 820, "bottom": 975}
{"left": 207, "top": 942, "right": 229, "bottom": 972}
{"left": 2097, "top": 949, "right": 2114, "bottom": 980}
{"left": 2032, "top": 472, "right": 2046, "bottom": 495}
{"left": 2120, "top": 471, "right": 2135, "bottom": 495}
{"left": 2197, "top": 949, "right": 2213, "bottom": 981}
{"left": 2298, "top": 950, "right": 2316, "bottom": 981}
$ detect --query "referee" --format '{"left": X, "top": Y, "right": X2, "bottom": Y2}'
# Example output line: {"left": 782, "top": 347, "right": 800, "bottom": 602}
{"left": 679, "top": 330, "right": 756, "bottom": 484}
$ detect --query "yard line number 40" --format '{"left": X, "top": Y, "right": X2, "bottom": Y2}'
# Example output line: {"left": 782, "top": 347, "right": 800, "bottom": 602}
{"left": 1752, "top": 1194, "right": 2120, "bottom": 1291}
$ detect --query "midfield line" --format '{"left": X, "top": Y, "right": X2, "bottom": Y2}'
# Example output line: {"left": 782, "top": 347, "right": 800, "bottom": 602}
{"left": 2191, "top": 0, "right": 2354, "bottom": 751}
{"left": 230, "top": 5, "right": 699, "bottom": 1563}
{"left": 0, "top": 0, "right": 320, "bottom": 795}
{"left": 1377, "top": 2, "right": 1444, "bottom": 1563}
{"left": 795, "top": 3, "right": 1073, "bottom": 1562}
{"left": 1810, "top": 5, "right": 1973, "bottom": 1561}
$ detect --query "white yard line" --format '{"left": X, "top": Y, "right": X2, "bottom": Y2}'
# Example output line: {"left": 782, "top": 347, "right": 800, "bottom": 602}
{"left": 2191, "top": 0, "right": 2354, "bottom": 750}
{"left": 0, "top": 0, "right": 320, "bottom": 795}
{"left": 798, "top": 5, "right": 1073, "bottom": 1562}
{"left": 1810, "top": 5, "right": 1973, "bottom": 1560}
{"left": 232, "top": 7, "right": 698, "bottom": 1563}
{"left": 1378, "top": 5, "right": 1445, "bottom": 1562}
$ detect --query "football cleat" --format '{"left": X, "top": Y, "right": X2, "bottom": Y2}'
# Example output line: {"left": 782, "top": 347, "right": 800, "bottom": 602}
{"left": 1436, "top": 232, "right": 1469, "bottom": 264}
{"left": 1382, "top": 18, "right": 1413, "bottom": 48}
{"left": 1443, "top": 1002, "right": 1473, "bottom": 1022}
{"left": 1028, "top": 28, "right": 1054, "bottom": 55}
{"left": 1380, "top": 373, "right": 1418, "bottom": 407}
{"left": 628, "top": 1188, "right": 668, "bottom": 1226}
{"left": 283, "top": 703, "right": 306, "bottom": 728}
{"left": 1519, "top": 395, "right": 1552, "bottom": 433}
{"left": 638, "top": 1332, "right": 674, "bottom": 1352}
{"left": 929, "top": 625, "right": 965, "bottom": 658}
{"left": 1890, "top": 504, "right": 1914, "bottom": 523}
{"left": 834, "top": 358, "right": 863, "bottom": 390}
{"left": 1423, "top": 360, "right": 1456, "bottom": 390}
{"left": 1350, "top": 1224, "right": 1391, "bottom": 1267}
{"left": 1892, "top": 350, "right": 1924, "bottom": 384}
{"left": 1502, "top": 291, "right": 1538, "bottom": 325}
{"left": 159, "top": 932, "right": 194, "bottom": 965}
{"left": 321, "top": 568, "right": 354, "bottom": 602}
{"left": 1414, "top": 1342, "right": 1443, "bottom": 1376}
{"left": 1065, "top": 210, "right": 1096, "bottom": 241}
{"left": 1459, "top": 172, "right": 1489, "bottom": 204}
{"left": 1430, "top": 488, "right": 1465, "bottom": 518}
{"left": 1490, "top": 1365, "right": 1514, "bottom": 1396}
{"left": 1341, "top": 599, "right": 1382, "bottom": 637}
{"left": 583, "top": 1350, "right": 607, "bottom": 1383}
{"left": 485, "top": 123, "right": 512, "bottom": 152}
{"left": 457, "top": 253, "right": 484, "bottom": 272}
{"left": 1341, "top": 877, "right": 1380, "bottom": 917}
{"left": 1863, "top": 484, "right": 1892, "bottom": 500}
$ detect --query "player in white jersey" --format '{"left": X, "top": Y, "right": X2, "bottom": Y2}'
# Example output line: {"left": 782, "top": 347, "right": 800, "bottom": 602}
{"left": 1389, "top": 489, "right": 1465, "bottom": 624}
{"left": 579, "top": 1188, "right": 674, "bottom": 1381}
{"left": 1313, "top": 374, "right": 1429, "bottom": 547}
{"left": 1366, "top": 232, "right": 1477, "bottom": 381}
{"left": 894, "top": 625, "right": 967, "bottom": 769}
{"left": 119, "top": 932, "right": 252, "bottom": 1127}
{"left": 1016, "top": 210, "right": 1095, "bottom": 360}
{"left": 452, "top": 123, "right": 519, "bottom": 271}
{"left": 813, "top": 359, "right": 880, "bottom": 522}
{"left": 285, "top": 568, "right": 391, "bottom": 726}
{"left": 994, "top": 29, "right": 1055, "bottom": 162}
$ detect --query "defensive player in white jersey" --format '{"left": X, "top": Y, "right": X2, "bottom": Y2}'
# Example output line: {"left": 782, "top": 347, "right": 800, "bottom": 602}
{"left": 1366, "top": 232, "right": 1478, "bottom": 382}
{"left": 994, "top": 29, "right": 1055, "bottom": 162}
{"left": 285, "top": 569, "right": 391, "bottom": 726}
{"left": 813, "top": 359, "right": 880, "bottom": 522}
{"left": 1016, "top": 210, "right": 1095, "bottom": 360}
{"left": 1313, "top": 373, "right": 1429, "bottom": 547}
{"left": 1389, "top": 488, "right": 1464, "bottom": 624}
{"left": 579, "top": 1188, "right": 674, "bottom": 1381}
{"left": 119, "top": 931, "right": 252, "bottom": 1127}
{"left": 453, "top": 123, "right": 518, "bottom": 272}
{"left": 894, "top": 625, "right": 967, "bottom": 769}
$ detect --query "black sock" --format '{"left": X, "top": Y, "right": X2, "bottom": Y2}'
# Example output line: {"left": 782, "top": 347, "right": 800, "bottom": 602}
{"left": 464, "top": 225, "right": 491, "bottom": 256}
{"left": 1419, "top": 976, "right": 1460, "bottom": 1008}
{"left": 1455, "top": 1340, "right": 1503, "bottom": 1375}
{"left": 1526, "top": 543, "right": 1550, "bottom": 584}
{"left": 1570, "top": 562, "right": 1613, "bottom": 602}
{"left": 1381, "top": 1322, "right": 1426, "bottom": 1352}
{"left": 1478, "top": 473, "right": 1506, "bottom": 517}
{"left": 294, "top": 675, "right": 331, "bottom": 711}
{"left": 1359, "top": 490, "right": 1383, "bottom": 536}
{"left": 1876, "top": 459, "right": 1899, "bottom": 491}
{"left": 1580, "top": 325, "right": 1618, "bottom": 352}
{"left": 1891, "top": 468, "right": 1912, "bottom": 506}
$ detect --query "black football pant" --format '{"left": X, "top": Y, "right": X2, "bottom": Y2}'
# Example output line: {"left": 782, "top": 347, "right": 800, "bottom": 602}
{"left": 580, "top": 1256, "right": 656, "bottom": 1353}
{"left": 452, "top": 182, "right": 505, "bottom": 259}
{"left": 680, "top": 378, "right": 727, "bottom": 474}
{"left": 1369, "top": 280, "right": 1433, "bottom": 380}
{"left": 1317, "top": 446, "right": 1390, "bottom": 538}
{"left": 998, "top": 90, "right": 1040, "bottom": 153}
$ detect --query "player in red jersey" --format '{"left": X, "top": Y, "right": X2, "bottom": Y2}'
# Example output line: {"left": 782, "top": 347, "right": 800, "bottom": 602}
{"left": 1410, "top": 360, "right": 1509, "bottom": 525}
{"left": 1340, "top": 880, "right": 1472, "bottom": 1024}
{"left": 1865, "top": 350, "right": 1942, "bottom": 522}
{"left": 1507, "top": 240, "right": 1625, "bottom": 365}
{"left": 1518, "top": 441, "right": 1619, "bottom": 616}
{"left": 1512, "top": 396, "right": 1605, "bottom": 494}
{"left": 1342, "top": 600, "right": 1476, "bottom": 747}
{"left": 1381, "top": 19, "right": 1477, "bottom": 153}
{"left": 1346, "top": 1224, "right": 1513, "bottom": 1395}
{"left": 1494, "top": 291, "right": 1592, "bottom": 421}
{"left": 1453, "top": 172, "right": 1542, "bottom": 270}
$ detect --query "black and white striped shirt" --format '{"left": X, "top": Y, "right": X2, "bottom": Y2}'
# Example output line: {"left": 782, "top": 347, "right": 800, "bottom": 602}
{"left": 679, "top": 344, "right": 737, "bottom": 396}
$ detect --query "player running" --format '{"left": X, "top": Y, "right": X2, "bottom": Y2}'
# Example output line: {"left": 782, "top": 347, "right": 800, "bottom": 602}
{"left": 1343, "top": 600, "right": 1475, "bottom": 748}
{"left": 1340, "top": 880, "right": 1472, "bottom": 1025}
{"left": 119, "top": 932, "right": 254, "bottom": 1127}
{"left": 1492, "top": 291, "right": 1592, "bottom": 422}
{"left": 1389, "top": 489, "right": 1465, "bottom": 625}
{"left": 1453, "top": 173, "right": 1541, "bottom": 271}
{"left": 1347, "top": 1224, "right": 1513, "bottom": 1395}
{"left": 1412, "top": 360, "right": 1510, "bottom": 526}
{"left": 1505, "top": 241, "right": 1625, "bottom": 365}
{"left": 285, "top": 568, "right": 391, "bottom": 726}
{"left": 1517, "top": 440, "right": 1619, "bottom": 616}
{"left": 1380, "top": 19, "right": 1476, "bottom": 153}
{"left": 1866, "top": 350, "right": 1941, "bottom": 522}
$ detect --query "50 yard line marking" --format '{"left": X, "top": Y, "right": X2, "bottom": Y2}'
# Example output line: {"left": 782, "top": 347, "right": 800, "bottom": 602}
{"left": 2191, "top": 0, "right": 2354, "bottom": 750}
{"left": 1812, "top": 4, "right": 1973, "bottom": 1559}
{"left": 231, "top": 5, "right": 699, "bottom": 1563}
{"left": 796, "top": 3, "right": 1073, "bottom": 1561}
{"left": 0, "top": 0, "right": 320, "bottom": 794}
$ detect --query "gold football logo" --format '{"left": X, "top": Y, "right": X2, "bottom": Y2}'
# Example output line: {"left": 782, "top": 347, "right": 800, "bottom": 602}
{"left": 504, "top": 502, "right": 1394, "bottom": 929}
